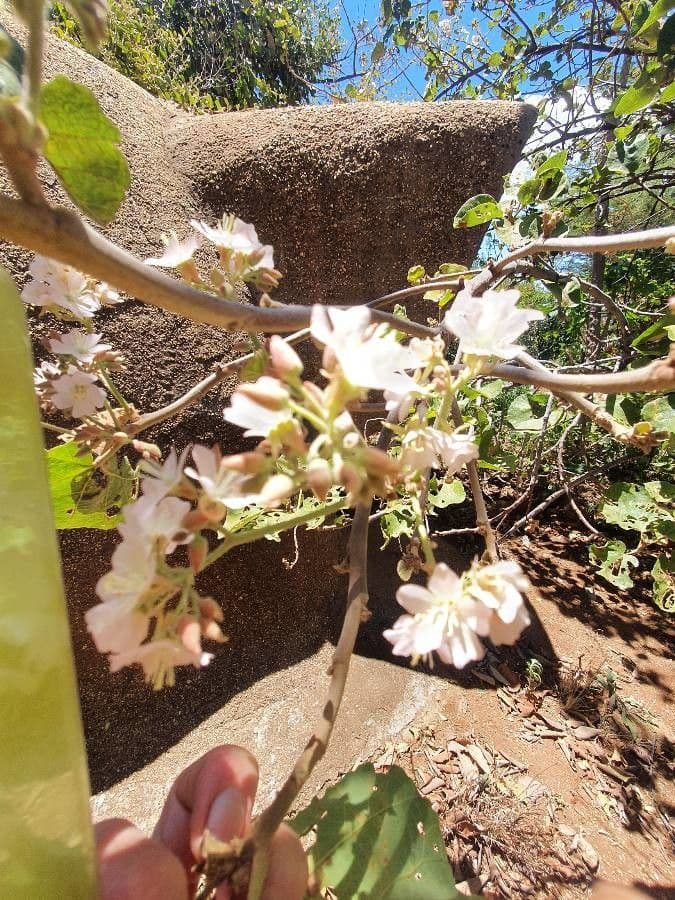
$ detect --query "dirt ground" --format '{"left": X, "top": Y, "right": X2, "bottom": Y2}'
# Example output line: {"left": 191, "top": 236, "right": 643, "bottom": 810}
{"left": 353, "top": 514, "right": 674, "bottom": 898}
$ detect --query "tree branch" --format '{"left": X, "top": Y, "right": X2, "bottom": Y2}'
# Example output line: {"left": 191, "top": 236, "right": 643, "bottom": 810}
{"left": 0, "top": 193, "right": 436, "bottom": 338}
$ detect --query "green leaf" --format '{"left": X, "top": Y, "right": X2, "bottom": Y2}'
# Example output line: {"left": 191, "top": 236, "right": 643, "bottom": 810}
{"left": 651, "top": 554, "right": 674, "bottom": 612}
{"left": 429, "top": 478, "right": 465, "bottom": 509}
{"left": 371, "top": 41, "right": 386, "bottom": 65}
{"left": 506, "top": 394, "right": 562, "bottom": 432}
{"left": 517, "top": 178, "right": 542, "bottom": 206}
{"left": 657, "top": 12, "right": 675, "bottom": 56}
{"left": 590, "top": 540, "right": 639, "bottom": 589}
{"left": 636, "top": 0, "right": 675, "bottom": 36}
{"left": 46, "top": 443, "right": 122, "bottom": 530}
{"left": 407, "top": 264, "right": 426, "bottom": 284}
{"left": 536, "top": 150, "right": 568, "bottom": 176}
{"left": 599, "top": 481, "right": 674, "bottom": 538}
{"left": 380, "top": 498, "right": 416, "bottom": 547}
{"left": 290, "top": 764, "right": 459, "bottom": 900}
{"left": 631, "top": 312, "right": 675, "bottom": 351}
{"left": 453, "top": 194, "right": 503, "bottom": 229}
{"left": 642, "top": 394, "right": 675, "bottom": 433}
{"left": 40, "top": 75, "right": 130, "bottom": 224}
{"left": 614, "top": 76, "right": 661, "bottom": 116}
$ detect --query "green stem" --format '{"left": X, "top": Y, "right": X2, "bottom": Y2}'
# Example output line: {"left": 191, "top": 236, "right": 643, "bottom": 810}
{"left": 288, "top": 399, "right": 325, "bottom": 433}
{"left": 410, "top": 494, "right": 436, "bottom": 569}
{"left": 204, "top": 496, "right": 347, "bottom": 568}
{"left": 97, "top": 365, "right": 131, "bottom": 413}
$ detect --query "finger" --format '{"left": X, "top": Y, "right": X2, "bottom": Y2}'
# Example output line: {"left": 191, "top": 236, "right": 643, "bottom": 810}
{"left": 262, "top": 824, "right": 309, "bottom": 900}
{"left": 95, "top": 818, "right": 188, "bottom": 900}
{"left": 153, "top": 745, "right": 259, "bottom": 865}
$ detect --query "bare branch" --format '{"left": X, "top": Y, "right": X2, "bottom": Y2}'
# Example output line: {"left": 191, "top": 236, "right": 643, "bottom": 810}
{"left": 0, "top": 193, "right": 436, "bottom": 338}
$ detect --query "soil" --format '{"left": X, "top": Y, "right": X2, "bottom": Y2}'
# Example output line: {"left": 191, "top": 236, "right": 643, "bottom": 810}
{"left": 350, "top": 509, "right": 675, "bottom": 899}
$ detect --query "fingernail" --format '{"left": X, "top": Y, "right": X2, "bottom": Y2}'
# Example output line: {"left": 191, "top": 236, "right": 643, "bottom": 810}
{"left": 206, "top": 787, "right": 248, "bottom": 844}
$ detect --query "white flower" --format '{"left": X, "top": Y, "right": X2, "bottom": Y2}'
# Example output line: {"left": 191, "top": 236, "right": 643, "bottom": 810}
{"left": 185, "top": 444, "right": 264, "bottom": 509}
{"left": 118, "top": 495, "right": 191, "bottom": 554}
{"left": 140, "top": 447, "right": 189, "bottom": 503}
{"left": 466, "top": 559, "right": 531, "bottom": 645}
{"left": 310, "top": 305, "right": 422, "bottom": 394}
{"left": 22, "top": 256, "right": 101, "bottom": 319}
{"left": 95, "top": 283, "right": 122, "bottom": 307}
{"left": 224, "top": 376, "right": 292, "bottom": 437}
{"left": 33, "top": 360, "right": 60, "bottom": 400}
{"left": 49, "top": 329, "right": 111, "bottom": 363}
{"left": 444, "top": 289, "right": 544, "bottom": 359}
{"left": 191, "top": 215, "right": 274, "bottom": 271}
{"left": 50, "top": 366, "right": 106, "bottom": 418}
{"left": 384, "top": 563, "right": 489, "bottom": 668}
{"left": 384, "top": 559, "right": 531, "bottom": 669}
{"left": 88, "top": 541, "right": 156, "bottom": 653}
{"left": 109, "top": 639, "right": 213, "bottom": 689}
{"left": 401, "top": 426, "right": 478, "bottom": 474}
{"left": 146, "top": 231, "right": 202, "bottom": 268}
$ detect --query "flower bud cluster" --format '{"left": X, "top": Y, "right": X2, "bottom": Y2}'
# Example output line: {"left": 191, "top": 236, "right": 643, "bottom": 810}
{"left": 146, "top": 215, "right": 282, "bottom": 296}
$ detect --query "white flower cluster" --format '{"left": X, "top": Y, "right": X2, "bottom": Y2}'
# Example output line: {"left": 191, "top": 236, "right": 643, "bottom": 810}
{"left": 146, "top": 214, "right": 281, "bottom": 294}
{"left": 384, "top": 559, "right": 531, "bottom": 668}
{"left": 23, "top": 257, "right": 122, "bottom": 420}
{"left": 85, "top": 447, "right": 230, "bottom": 688}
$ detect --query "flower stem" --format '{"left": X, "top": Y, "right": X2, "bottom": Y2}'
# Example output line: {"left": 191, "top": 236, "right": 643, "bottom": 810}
{"left": 203, "top": 497, "right": 347, "bottom": 569}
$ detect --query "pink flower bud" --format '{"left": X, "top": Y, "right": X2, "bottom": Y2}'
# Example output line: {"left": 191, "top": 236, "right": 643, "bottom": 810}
{"left": 177, "top": 617, "right": 203, "bottom": 656}
{"left": 260, "top": 474, "right": 295, "bottom": 507}
{"left": 306, "top": 458, "right": 333, "bottom": 500}
{"left": 198, "top": 596, "right": 224, "bottom": 623}
{"left": 269, "top": 335, "right": 303, "bottom": 377}
{"left": 196, "top": 494, "right": 226, "bottom": 523}
{"left": 201, "top": 620, "right": 227, "bottom": 643}
{"left": 238, "top": 377, "right": 288, "bottom": 410}
{"left": 188, "top": 536, "right": 208, "bottom": 573}
{"left": 338, "top": 462, "right": 362, "bottom": 496}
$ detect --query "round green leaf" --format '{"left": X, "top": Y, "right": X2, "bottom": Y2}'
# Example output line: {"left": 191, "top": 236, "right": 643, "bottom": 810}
{"left": 40, "top": 75, "right": 130, "bottom": 224}
{"left": 453, "top": 194, "right": 503, "bottom": 229}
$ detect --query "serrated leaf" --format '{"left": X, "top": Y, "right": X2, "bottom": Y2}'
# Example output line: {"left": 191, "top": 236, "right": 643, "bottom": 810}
{"left": 590, "top": 540, "right": 639, "bottom": 589}
{"left": 429, "top": 478, "right": 465, "bottom": 508}
{"left": 290, "top": 764, "right": 459, "bottom": 899}
{"left": 380, "top": 498, "right": 416, "bottom": 547}
{"left": 40, "top": 75, "right": 130, "bottom": 224}
{"left": 651, "top": 554, "right": 674, "bottom": 611}
{"left": 453, "top": 194, "right": 503, "bottom": 229}
{"left": 46, "top": 443, "right": 122, "bottom": 530}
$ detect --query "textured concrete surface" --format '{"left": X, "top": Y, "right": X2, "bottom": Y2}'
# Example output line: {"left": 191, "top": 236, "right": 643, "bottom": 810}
{"left": 91, "top": 645, "right": 443, "bottom": 829}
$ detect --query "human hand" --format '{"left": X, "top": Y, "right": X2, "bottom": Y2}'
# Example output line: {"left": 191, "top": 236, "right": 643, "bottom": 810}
{"left": 95, "top": 745, "right": 307, "bottom": 899}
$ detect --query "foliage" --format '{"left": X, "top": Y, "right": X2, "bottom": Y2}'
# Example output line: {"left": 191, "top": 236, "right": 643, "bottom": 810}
{"left": 290, "top": 764, "right": 461, "bottom": 899}
{"left": 41, "top": 75, "right": 130, "bottom": 223}
{"left": 46, "top": 443, "right": 129, "bottom": 529}
{"left": 50, "top": 0, "right": 204, "bottom": 107}
{"left": 51, "top": 0, "right": 341, "bottom": 110}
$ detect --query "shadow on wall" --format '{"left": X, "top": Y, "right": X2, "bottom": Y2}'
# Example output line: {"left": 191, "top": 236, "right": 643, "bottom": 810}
{"left": 64, "top": 526, "right": 347, "bottom": 793}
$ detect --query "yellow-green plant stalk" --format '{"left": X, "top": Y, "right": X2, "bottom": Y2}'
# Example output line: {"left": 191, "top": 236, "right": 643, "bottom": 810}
{"left": 0, "top": 268, "right": 97, "bottom": 898}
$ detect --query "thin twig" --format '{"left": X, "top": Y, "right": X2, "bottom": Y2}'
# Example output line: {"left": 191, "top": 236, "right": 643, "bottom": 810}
{"left": 503, "top": 454, "right": 633, "bottom": 536}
